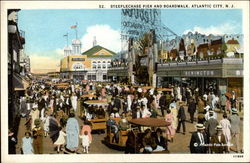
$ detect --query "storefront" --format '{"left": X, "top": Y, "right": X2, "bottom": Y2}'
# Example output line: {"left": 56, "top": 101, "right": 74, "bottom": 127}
{"left": 157, "top": 58, "right": 243, "bottom": 97}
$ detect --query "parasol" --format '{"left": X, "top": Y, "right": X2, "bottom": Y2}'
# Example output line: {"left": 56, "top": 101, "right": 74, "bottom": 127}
{"left": 81, "top": 94, "right": 96, "bottom": 98}
{"left": 225, "top": 92, "right": 232, "bottom": 98}
{"left": 49, "top": 117, "right": 60, "bottom": 143}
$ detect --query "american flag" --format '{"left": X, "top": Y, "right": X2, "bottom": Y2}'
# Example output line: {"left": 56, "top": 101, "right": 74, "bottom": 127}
{"left": 71, "top": 25, "right": 77, "bottom": 29}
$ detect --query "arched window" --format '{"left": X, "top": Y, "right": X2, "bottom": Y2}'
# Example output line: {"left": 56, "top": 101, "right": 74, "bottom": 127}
{"left": 72, "top": 62, "right": 84, "bottom": 70}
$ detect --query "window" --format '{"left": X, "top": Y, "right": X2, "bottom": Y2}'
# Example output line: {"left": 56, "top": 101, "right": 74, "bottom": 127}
{"left": 92, "top": 61, "right": 96, "bottom": 69}
{"left": 72, "top": 62, "right": 84, "bottom": 70}
{"left": 102, "top": 64, "right": 106, "bottom": 69}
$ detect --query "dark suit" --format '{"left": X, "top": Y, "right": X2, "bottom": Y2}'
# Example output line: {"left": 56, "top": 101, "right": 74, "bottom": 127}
{"left": 205, "top": 118, "right": 219, "bottom": 138}
{"left": 159, "top": 95, "right": 167, "bottom": 116}
{"left": 210, "top": 134, "right": 228, "bottom": 153}
{"left": 188, "top": 101, "right": 196, "bottom": 123}
{"left": 189, "top": 131, "right": 208, "bottom": 153}
{"left": 177, "top": 106, "right": 186, "bottom": 133}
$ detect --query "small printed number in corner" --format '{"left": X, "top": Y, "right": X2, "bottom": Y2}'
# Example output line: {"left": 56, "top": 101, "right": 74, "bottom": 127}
{"left": 99, "top": 5, "right": 105, "bottom": 8}
{"left": 233, "top": 155, "right": 243, "bottom": 158}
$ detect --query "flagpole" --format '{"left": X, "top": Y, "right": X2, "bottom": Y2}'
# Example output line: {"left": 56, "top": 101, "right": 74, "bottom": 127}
{"left": 66, "top": 32, "right": 68, "bottom": 46}
{"left": 75, "top": 22, "right": 78, "bottom": 39}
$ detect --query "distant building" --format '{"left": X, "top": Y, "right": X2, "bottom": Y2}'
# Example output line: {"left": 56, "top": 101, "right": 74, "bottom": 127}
{"left": 226, "top": 38, "right": 240, "bottom": 53}
{"left": 60, "top": 38, "right": 116, "bottom": 81}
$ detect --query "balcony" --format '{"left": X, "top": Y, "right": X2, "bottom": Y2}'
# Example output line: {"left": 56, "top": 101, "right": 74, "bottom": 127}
{"left": 159, "top": 57, "right": 243, "bottom": 68}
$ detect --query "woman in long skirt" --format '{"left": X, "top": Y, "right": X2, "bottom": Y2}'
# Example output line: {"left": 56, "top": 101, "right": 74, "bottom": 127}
{"left": 219, "top": 113, "right": 231, "bottom": 152}
{"left": 165, "top": 109, "right": 176, "bottom": 142}
{"left": 22, "top": 132, "right": 34, "bottom": 154}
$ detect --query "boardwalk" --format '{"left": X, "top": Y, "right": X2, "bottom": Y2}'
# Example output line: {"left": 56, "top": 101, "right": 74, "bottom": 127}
{"left": 16, "top": 102, "right": 243, "bottom": 154}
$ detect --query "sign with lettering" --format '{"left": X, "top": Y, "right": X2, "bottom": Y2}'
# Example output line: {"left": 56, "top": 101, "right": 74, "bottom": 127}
{"left": 121, "top": 9, "right": 161, "bottom": 40}
{"left": 183, "top": 70, "right": 215, "bottom": 76}
{"left": 72, "top": 58, "right": 85, "bottom": 61}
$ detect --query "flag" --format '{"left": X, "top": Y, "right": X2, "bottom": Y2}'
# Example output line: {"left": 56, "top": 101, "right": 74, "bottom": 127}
{"left": 71, "top": 25, "right": 77, "bottom": 29}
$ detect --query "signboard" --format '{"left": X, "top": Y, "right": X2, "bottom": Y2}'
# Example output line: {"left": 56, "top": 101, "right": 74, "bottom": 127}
{"left": 121, "top": 9, "right": 161, "bottom": 41}
{"left": 72, "top": 58, "right": 85, "bottom": 61}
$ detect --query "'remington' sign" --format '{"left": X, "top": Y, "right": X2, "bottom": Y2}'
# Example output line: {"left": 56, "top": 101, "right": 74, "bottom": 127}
{"left": 183, "top": 70, "right": 215, "bottom": 76}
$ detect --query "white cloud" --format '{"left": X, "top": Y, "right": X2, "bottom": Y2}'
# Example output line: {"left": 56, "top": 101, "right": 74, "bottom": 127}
{"left": 183, "top": 21, "right": 240, "bottom": 35}
{"left": 80, "top": 25, "right": 121, "bottom": 53}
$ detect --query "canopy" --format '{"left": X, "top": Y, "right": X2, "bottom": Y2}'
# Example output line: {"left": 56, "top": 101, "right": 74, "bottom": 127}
{"left": 54, "top": 82, "right": 69, "bottom": 86}
{"left": 84, "top": 100, "right": 108, "bottom": 105}
{"left": 157, "top": 88, "right": 172, "bottom": 92}
{"left": 81, "top": 94, "right": 96, "bottom": 98}
{"left": 129, "top": 118, "right": 170, "bottom": 127}
{"left": 142, "top": 86, "right": 155, "bottom": 89}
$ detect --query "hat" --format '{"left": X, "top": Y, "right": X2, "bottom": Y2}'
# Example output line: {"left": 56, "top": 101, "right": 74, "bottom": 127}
{"left": 216, "top": 125, "right": 223, "bottom": 130}
{"left": 231, "top": 108, "right": 238, "bottom": 113}
{"left": 209, "top": 110, "right": 214, "bottom": 114}
{"left": 34, "top": 119, "right": 41, "bottom": 125}
{"left": 196, "top": 123, "right": 205, "bottom": 130}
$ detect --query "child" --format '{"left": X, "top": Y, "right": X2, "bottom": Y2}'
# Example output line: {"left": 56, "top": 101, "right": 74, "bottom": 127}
{"left": 79, "top": 131, "right": 90, "bottom": 153}
{"left": 22, "top": 132, "right": 34, "bottom": 154}
{"left": 54, "top": 127, "right": 66, "bottom": 153}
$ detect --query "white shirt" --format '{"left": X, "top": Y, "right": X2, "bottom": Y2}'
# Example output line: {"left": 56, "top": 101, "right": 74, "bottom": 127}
{"left": 142, "top": 108, "right": 151, "bottom": 118}
{"left": 198, "top": 132, "right": 204, "bottom": 145}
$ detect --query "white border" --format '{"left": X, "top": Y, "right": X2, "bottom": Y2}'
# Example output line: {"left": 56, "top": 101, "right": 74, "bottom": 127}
{"left": 1, "top": 1, "right": 249, "bottom": 162}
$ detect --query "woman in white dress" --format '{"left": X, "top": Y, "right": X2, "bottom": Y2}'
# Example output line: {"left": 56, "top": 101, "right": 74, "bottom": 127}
{"left": 219, "top": 113, "right": 231, "bottom": 152}
{"left": 71, "top": 93, "right": 78, "bottom": 112}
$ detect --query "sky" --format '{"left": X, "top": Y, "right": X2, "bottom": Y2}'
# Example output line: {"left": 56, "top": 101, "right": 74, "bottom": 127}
{"left": 18, "top": 9, "right": 242, "bottom": 71}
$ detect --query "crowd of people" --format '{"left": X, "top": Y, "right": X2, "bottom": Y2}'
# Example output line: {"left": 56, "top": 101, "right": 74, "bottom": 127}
{"left": 8, "top": 78, "right": 242, "bottom": 154}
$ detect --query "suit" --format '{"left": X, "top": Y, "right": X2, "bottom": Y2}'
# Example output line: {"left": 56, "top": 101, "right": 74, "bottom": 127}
{"left": 188, "top": 101, "right": 196, "bottom": 123}
{"left": 205, "top": 118, "right": 219, "bottom": 138}
{"left": 159, "top": 95, "right": 167, "bottom": 116}
{"left": 177, "top": 106, "right": 186, "bottom": 133}
{"left": 228, "top": 114, "right": 241, "bottom": 152}
{"left": 189, "top": 131, "right": 208, "bottom": 153}
{"left": 210, "top": 134, "right": 228, "bottom": 153}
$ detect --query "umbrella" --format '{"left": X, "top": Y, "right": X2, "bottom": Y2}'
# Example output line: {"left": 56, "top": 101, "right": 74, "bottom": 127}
{"left": 49, "top": 117, "right": 60, "bottom": 143}
{"left": 225, "top": 92, "right": 232, "bottom": 98}
{"left": 84, "top": 100, "right": 108, "bottom": 105}
{"left": 81, "top": 94, "right": 96, "bottom": 98}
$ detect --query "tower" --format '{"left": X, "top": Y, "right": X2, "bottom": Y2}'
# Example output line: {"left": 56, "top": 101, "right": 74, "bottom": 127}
{"left": 93, "top": 36, "right": 97, "bottom": 47}
{"left": 64, "top": 46, "right": 72, "bottom": 56}
{"left": 72, "top": 39, "right": 81, "bottom": 55}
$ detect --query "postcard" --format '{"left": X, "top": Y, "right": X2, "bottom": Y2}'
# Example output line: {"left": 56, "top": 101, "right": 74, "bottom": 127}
{"left": 1, "top": 0, "right": 249, "bottom": 162}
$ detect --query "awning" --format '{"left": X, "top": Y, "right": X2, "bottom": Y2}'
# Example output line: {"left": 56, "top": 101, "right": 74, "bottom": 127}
{"left": 13, "top": 73, "right": 29, "bottom": 91}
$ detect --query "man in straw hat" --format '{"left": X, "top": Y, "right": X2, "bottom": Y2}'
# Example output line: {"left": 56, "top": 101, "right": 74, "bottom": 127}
{"left": 210, "top": 125, "right": 228, "bottom": 153}
{"left": 228, "top": 108, "right": 241, "bottom": 153}
{"left": 189, "top": 124, "right": 208, "bottom": 153}
{"left": 205, "top": 110, "right": 218, "bottom": 140}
